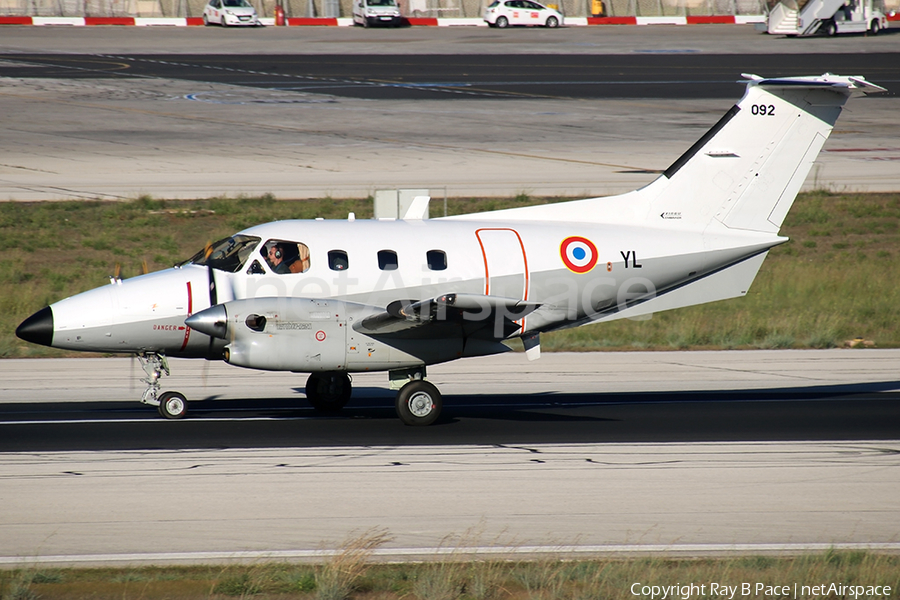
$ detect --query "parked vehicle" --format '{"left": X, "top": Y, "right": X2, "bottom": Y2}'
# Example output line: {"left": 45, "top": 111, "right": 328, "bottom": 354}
{"left": 767, "top": 0, "right": 886, "bottom": 35}
{"left": 202, "top": 0, "right": 261, "bottom": 26}
{"left": 484, "top": 0, "right": 563, "bottom": 28}
{"left": 353, "top": 0, "right": 403, "bottom": 27}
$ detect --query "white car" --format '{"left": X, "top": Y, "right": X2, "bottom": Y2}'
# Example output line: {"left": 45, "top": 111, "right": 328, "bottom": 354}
{"left": 202, "top": 0, "right": 261, "bottom": 26}
{"left": 353, "top": 0, "right": 403, "bottom": 27}
{"left": 484, "top": 0, "right": 563, "bottom": 27}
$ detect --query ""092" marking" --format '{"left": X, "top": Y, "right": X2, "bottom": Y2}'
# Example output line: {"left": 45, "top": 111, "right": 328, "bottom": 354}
{"left": 751, "top": 104, "right": 775, "bottom": 116}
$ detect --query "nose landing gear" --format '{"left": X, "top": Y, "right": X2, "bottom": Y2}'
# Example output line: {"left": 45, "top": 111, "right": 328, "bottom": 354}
{"left": 138, "top": 352, "right": 188, "bottom": 419}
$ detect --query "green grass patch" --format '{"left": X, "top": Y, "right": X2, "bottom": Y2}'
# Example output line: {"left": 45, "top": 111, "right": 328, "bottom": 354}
{"left": 0, "top": 551, "right": 898, "bottom": 600}
{"left": 3, "top": 191, "right": 900, "bottom": 358}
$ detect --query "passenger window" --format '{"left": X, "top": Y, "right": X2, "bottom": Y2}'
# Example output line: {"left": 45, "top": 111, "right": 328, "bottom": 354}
{"left": 426, "top": 250, "right": 447, "bottom": 271}
{"left": 263, "top": 240, "right": 310, "bottom": 274}
{"left": 329, "top": 250, "right": 349, "bottom": 271}
{"left": 378, "top": 250, "right": 398, "bottom": 271}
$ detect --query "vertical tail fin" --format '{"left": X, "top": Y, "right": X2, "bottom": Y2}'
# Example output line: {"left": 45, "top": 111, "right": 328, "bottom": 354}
{"left": 641, "top": 73, "right": 886, "bottom": 234}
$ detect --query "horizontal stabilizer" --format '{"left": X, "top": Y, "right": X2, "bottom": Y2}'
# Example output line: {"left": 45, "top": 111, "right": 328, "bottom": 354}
{"left": 596, "top": 251, "right": 770, "bottom": 323}
{"left": 740, "top": 73, "right": 887, "bottom": 97}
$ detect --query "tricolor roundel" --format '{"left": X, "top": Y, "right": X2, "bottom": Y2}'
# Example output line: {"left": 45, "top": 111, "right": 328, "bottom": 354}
{"left": 560, "top": 236, "right": 598, "bottom": 274}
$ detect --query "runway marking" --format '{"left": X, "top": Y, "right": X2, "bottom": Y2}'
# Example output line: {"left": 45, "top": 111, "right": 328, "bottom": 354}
{"left": 4, "top": 543, "right": 900, "bottom": 566}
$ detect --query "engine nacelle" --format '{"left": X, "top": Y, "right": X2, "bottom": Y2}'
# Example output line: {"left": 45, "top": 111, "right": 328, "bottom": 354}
{"left": 186, "top": 296, "right": 463, "bottom": 373}
{"left": 189, "top": 297, "right": 350, "bottom": 372}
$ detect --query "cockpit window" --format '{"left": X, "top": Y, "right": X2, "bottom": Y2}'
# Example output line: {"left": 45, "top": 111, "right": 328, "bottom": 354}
{"left": 185, "top": 235, "right": 261, "bottom": 273}
{"left": 263, "top": 240, "right": 311, "bottom": 274}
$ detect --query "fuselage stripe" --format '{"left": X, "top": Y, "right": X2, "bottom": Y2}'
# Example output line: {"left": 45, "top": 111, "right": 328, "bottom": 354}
{"left": 180, "top": 281, "right": 193, "bottom": 351}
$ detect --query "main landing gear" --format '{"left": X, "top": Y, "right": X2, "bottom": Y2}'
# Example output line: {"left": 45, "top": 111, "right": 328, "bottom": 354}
{"left": 138, "top": 352, "right": 188, "bottom": 419}
{"left": 136, "top": 355, "right": 442, "bottom": 426}
{"left": 304, "top": 367, "right": 442, "bottom": 426}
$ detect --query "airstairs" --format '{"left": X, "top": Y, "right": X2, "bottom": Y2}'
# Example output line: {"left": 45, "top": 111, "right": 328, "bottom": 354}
{"left": 767, "top": 0, "right": 846, "bottom": 34}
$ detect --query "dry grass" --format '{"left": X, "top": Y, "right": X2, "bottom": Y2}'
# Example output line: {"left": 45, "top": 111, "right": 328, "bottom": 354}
{"left": 2, "top": 550, "right": 898, "bottom": 600}
{"left": 315, "top": 529, "right": 393, "bottom": 600}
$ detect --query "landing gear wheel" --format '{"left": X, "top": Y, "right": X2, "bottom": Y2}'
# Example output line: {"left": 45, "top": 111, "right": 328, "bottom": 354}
{"left": 158, "top": 391, "right": 188, "bottom": 419}
{"left": 305, "top": 372, "right": 352, "bottom": 413}
{"left": 395, "top": 380, "right": 442, "bottom": 426}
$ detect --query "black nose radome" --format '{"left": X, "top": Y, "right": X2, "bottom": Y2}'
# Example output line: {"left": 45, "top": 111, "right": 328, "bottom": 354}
{"left": 16, "top": 306, "right": 54, "bottom": 347}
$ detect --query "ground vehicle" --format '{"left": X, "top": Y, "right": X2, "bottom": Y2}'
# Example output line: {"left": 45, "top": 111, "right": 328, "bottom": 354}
{"left": 484, "top": 0, "right": 563, "bottom": 27}
{"left": 767, "top": 0, "right": 887, "bottom": 35}
{"left": 352, "top": 0, "right": 403, "bottom": 27}
{"left": 202, "top": 0, "right": 261, "bottom": 26}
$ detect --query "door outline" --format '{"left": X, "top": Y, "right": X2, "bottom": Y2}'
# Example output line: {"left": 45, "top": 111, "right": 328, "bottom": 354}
{"left": 475, "top": 227, "right": 530, "bottom": 333}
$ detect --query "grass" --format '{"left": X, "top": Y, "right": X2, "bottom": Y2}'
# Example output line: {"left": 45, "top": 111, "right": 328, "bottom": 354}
{"left": 1, "top": 550, "right": 898, "bottom": 600}
{"left": 3, "top": 191, "right": 900, "bottom": 358}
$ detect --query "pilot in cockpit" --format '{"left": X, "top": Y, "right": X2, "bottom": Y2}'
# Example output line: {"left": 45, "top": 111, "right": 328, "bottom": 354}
{"left": 265, "top": 241, "right": 310, "bottom": 274}
{"left": 267, "top": 244, "right": 291, "bottom": 274}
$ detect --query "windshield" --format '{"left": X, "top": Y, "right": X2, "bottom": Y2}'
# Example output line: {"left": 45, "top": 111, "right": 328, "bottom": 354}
{"left": 184, "top": 235, "right": 261, "bottom": 273}
{"left": 223, "top": 0, "right": 252, "bottom": 7}
{"left": 368, "top": 0, "right": 397, "bottom": 6}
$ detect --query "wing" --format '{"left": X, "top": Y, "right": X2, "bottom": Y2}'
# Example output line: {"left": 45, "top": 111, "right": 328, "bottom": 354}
{"left": 355, "top": 293, "right": 540, "bottom": 340}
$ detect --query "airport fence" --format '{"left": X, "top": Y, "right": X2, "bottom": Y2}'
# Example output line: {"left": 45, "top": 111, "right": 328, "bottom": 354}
{"left": 0, "top": 0, "right": 769, "bottom": 21}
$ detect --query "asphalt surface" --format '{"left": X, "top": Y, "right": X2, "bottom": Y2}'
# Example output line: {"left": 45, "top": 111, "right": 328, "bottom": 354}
{"left": 1, "top": 393, "right": 898, "bottom": 452}
{"left": 2, "top": 352, "right": 898, "bottom": 452}
{"left": 2, "top": 52, "right": 899, "bottom": 99}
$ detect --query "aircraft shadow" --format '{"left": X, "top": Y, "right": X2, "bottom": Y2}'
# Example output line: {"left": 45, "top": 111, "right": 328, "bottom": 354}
{"left": 0, "top": 380, "right": 898, "bottom": 451}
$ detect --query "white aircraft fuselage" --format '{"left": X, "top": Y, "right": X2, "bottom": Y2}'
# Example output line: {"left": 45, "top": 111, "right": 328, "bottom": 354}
{"left": 16, "top": 73, "right": 886, "bottom": 424}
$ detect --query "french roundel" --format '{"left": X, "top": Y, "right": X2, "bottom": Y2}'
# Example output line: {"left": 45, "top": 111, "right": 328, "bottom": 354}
{"left": 560, "top": 236, "right": 598, "bottom": 274}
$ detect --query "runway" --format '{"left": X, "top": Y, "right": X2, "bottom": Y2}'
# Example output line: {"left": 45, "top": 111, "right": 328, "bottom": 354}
{"left": 2, "top": 52, "right": 899, "bottom": 100}
{"left": 1, "top": 351, "right": 898, "bottom": 564}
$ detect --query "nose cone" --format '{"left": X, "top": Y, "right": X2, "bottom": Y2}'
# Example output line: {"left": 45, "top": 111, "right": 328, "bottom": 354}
{"left": 16, "top": 306, "right": 54, "bottom": 347}
{"left": 185, "top": 304, "right": 228, "bottom": 339}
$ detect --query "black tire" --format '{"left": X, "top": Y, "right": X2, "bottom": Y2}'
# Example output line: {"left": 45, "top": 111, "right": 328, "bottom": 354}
{"left": 305, "top": 372, "right": 352, "bottom": 413}
{"left": 870, "top": 19, "right": 880, "bottom": 35}
{"left": 221, "top": 14, "right": 228, "bottom": 26}
{"left": 202, "top": 14, "right": 210, "bottom": 25}
{"left": 823, "top": 20, "right": 836, "bottom": 36}
{"left": 395, "top": 380, "right": 442, "bottom": 426}
{"left": 545, "top": 15, "right": 558, "bottom": 27}
{"left": 158, "top": 391, "right": 188, "bottom": 420}
{"left": 496, "top": 15, "right": 509, "bottom": 28}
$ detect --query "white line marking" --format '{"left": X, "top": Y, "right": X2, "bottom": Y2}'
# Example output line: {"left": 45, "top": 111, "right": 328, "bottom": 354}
{"left": 4, "top": 543, "right": 900, "bottom": 565}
